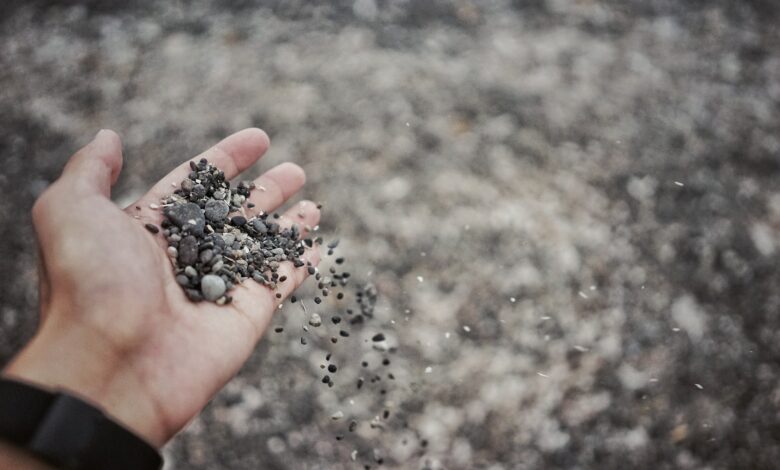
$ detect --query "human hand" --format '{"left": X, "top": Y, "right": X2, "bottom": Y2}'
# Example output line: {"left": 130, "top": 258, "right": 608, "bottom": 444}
{"left": 4, "top": 129, "right": 320, "bottom": 448}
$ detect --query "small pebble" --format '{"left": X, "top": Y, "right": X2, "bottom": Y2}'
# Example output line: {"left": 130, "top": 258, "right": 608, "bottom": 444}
{"left": 144, "top": 223, "right": 160, "bottom": 234}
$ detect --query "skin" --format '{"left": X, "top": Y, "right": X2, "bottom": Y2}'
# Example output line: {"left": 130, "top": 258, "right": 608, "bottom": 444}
{"left": 0, "top": 128, "right": 320, "bottom": 466}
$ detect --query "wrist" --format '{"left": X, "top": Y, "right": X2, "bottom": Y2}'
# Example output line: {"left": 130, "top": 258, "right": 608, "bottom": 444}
{"left": 3, "top": 317, "right": 168, "bottom": 448}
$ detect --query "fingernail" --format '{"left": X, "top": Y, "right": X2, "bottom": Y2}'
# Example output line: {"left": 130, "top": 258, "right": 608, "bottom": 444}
{"left": 94, "top": 129, "right": 108, "bottom": 140}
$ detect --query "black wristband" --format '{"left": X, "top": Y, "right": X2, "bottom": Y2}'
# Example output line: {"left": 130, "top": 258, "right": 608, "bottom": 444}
{"left": 0, "top": 376, "right": 162, "bottom": 470}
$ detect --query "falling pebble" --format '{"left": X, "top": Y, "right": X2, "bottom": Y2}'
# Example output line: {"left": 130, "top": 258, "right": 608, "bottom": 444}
{"left": 694, "top": 383, "right": 703, "bottom": 390}
{"left": 672, "top": 327, "right": 680, "bottom": 332}
{"left": 444, "top": 332, "right": 451, "bottom": 339}
{"left": 674, "top": 181, "right": 685, "bottom": 187}
{"left": 351, "top": 450, "right": 357, "bottom": 461}
{"left": 424, "top": 366, "right": 432, "bottom": 373}
{"left": 537, "top": 372, "right": 549, "bottom": 378}
{"left": 416, "top": 276, "right": 424, "bottom": 283}
{"left": 462, "top": 325, "right": 471, "bottom": 332}
{"left": 578, "top": 291, "right": 589, "bottom": 299}
{"left": 510, "top": 297, "right": 516, "bottom": 303}
{"left": 331, "top": 411, "right": 344, "bottom": 420}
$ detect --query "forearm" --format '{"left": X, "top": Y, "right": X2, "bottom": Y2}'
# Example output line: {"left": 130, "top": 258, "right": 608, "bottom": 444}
{"left": 0, "top": 440, "right": 54, "bottom": 470}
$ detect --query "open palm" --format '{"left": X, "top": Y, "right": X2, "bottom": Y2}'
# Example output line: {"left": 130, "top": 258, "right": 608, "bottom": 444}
{"left": 9, "top": 128, "right": 319, "bottom": 447}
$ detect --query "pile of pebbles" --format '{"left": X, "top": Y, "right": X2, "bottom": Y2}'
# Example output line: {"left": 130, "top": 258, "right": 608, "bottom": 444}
{"left": 144, "top": 158, "right": 420, "bottom": 468}
{"left": 143, "top": 158, "right": 317, "bottom": 304}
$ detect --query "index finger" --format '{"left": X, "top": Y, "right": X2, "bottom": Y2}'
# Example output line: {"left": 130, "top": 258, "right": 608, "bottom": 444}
{"left": 126, "top": 128, "right": 270, "bottom": 212}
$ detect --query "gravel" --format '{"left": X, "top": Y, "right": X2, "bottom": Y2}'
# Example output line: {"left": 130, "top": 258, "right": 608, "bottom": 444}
{"left": 154, "top": 158, "right": 317, "bottom": 303}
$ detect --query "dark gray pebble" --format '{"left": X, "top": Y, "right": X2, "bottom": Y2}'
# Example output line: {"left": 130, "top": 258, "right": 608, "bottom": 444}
{"left": 178, "top": 235, "right": 199, "bottom": 266}
{"left": 144, "top": 223, "right": 160, "bottom": 234}
{"left": 165, "top": 202, "right": 205, "bottom": 236}
{"left": 191, "top": 184, "right": 206, "bottom": 199}
{"left": 185, "top": 289, "right": 203, "bottom": 302}
{"left": 204, "top": 199, "right": 230, "bottom": 221}
{"left": 199, "top": 248, "right": 214, "bottom": 264}
{"left": 252, "top": 219, "right": 268, "bottom": 233}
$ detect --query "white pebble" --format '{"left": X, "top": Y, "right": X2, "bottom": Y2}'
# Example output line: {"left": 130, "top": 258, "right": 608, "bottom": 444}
{"left": 510, "top": 297, "right": 516, "bottom": 303}
{"left": 149, "top": 203, "right": 159, "bottom": 210}
{"left": 674, "top": 181, "right": 685, "bottom": 187}
{"left": 309, "top": 313, "right": 322, "bottom": 327}
{"left": 462, "top": 325, "right": 471, "bottom": 332}
{"left": 694, "top": 383, "right": 703, "bottom": 390}
{"left": 424, "top": 366, "right": 432, "bottom": 373}
{"left": 331, "top": 411, "right": 344, "bottom": 420}
{"left": 416, "top": 276, "right": 424, "bottom": 283}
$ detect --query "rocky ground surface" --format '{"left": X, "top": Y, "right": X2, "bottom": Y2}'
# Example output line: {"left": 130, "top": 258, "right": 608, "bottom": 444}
{"left": 1, "top": 1, "right": 780, "bottom": 469}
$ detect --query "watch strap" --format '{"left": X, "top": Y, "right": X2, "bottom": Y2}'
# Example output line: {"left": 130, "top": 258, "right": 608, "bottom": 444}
{"left": 0, "top": 376, "right": 162, "bottom": 470}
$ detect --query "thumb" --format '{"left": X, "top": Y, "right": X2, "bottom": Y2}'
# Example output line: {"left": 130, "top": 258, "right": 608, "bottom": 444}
{"left": 61, "top": 129, "right": 124, "bottom": 197}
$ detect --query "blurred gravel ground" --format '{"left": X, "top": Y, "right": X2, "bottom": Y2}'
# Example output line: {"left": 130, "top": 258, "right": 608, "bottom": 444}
{"left": 1, "top": 1, "right": 780, "bottom": 469}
